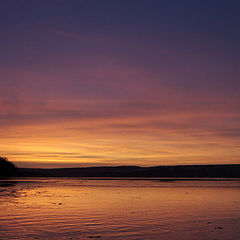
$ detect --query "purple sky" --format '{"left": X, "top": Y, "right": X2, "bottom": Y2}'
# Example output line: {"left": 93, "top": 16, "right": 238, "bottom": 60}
{"left": 0, "top": 0, "right": 240, "bottom": 167}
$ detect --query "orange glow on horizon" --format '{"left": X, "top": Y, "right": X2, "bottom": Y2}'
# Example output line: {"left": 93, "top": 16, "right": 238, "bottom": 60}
{"left": 1, "top": 96, "right": 240, "bottom": 168}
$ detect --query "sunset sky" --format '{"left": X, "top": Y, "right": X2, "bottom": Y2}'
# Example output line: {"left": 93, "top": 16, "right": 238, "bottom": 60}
{"left": 1, "top": 0, "right": 240, "bottom": 168}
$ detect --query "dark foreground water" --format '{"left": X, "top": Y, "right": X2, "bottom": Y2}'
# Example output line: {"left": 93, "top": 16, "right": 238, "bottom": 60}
{"left": 0, "top": 178, "right": 239, "bottom": 240}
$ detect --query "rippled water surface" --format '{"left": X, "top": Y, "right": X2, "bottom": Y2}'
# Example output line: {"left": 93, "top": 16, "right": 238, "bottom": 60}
{"left": 0, "top": 178, "right": 240, "bottom": 240}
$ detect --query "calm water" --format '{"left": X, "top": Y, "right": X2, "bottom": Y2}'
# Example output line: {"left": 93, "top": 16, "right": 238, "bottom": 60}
{"left": 0, "top": 178, "right": 239, "bottom": 240}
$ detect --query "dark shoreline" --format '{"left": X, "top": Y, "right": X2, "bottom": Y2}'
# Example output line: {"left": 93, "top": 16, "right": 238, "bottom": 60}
{"left": 16, "top": 164, "right": 240, "bottom": 178}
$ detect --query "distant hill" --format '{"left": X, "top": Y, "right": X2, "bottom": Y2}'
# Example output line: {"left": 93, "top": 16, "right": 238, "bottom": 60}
{"left": 18, "top": 164, "right": 240, "bottom": 178}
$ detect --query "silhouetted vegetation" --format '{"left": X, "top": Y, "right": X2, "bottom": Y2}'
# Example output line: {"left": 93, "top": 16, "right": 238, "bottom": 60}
{"left": 0, "top": 156, "right": 17, "bottom": 177}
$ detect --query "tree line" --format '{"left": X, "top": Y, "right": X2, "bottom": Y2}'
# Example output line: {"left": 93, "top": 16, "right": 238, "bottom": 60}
{"left": 0, "top": 156, "right": 17, "bottom": 177}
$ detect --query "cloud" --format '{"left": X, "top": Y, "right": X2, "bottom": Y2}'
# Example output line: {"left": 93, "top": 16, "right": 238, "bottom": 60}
{"left": 54, "top": 30, "right": 84, "bottom": 40}
{"left": 216, "top": 129, "right": 240, "bottom": 138}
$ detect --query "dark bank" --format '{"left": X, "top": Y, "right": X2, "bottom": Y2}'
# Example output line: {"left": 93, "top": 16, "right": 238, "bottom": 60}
{"left": 1, "top": 156, "right": 239, "bottom": 178}
{"left": 18, "top": 164, "right": 240, "bottom": 178}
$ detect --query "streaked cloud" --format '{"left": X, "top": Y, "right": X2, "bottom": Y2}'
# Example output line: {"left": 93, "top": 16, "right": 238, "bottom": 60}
{"left": 0, "top": 1, "right": 240, "bottom": 167}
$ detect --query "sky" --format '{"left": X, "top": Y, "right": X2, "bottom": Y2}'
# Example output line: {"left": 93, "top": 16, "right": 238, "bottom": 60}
{"left": 0, "top": 0, "right": 240, "bottom": 168}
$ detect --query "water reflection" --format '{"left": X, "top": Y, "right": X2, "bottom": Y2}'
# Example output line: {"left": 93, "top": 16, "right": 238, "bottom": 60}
{"left": 0, "top": 180, "right": 17, "bottom": 187}
{"left": 0, "top": 178, "right": 239, "bottom": 240}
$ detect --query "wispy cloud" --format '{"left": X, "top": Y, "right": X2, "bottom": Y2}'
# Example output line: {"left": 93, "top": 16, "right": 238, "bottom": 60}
{"left": 54, "top": 30, "right": 84, "bottom": 40}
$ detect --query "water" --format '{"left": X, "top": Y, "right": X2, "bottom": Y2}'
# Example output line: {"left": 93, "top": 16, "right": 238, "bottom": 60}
{"left": 0, "top": 178, "right": 239, "bottom": 240}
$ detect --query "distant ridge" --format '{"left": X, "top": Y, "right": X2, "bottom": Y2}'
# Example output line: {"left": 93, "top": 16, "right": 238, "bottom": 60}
{"left": 18, "top": 164, "right": 240, "bottom": 178}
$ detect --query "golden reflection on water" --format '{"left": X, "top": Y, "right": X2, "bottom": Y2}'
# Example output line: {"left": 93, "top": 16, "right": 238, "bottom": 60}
{"left": 0, "top": 178, "right": 240, "bottom": 240}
